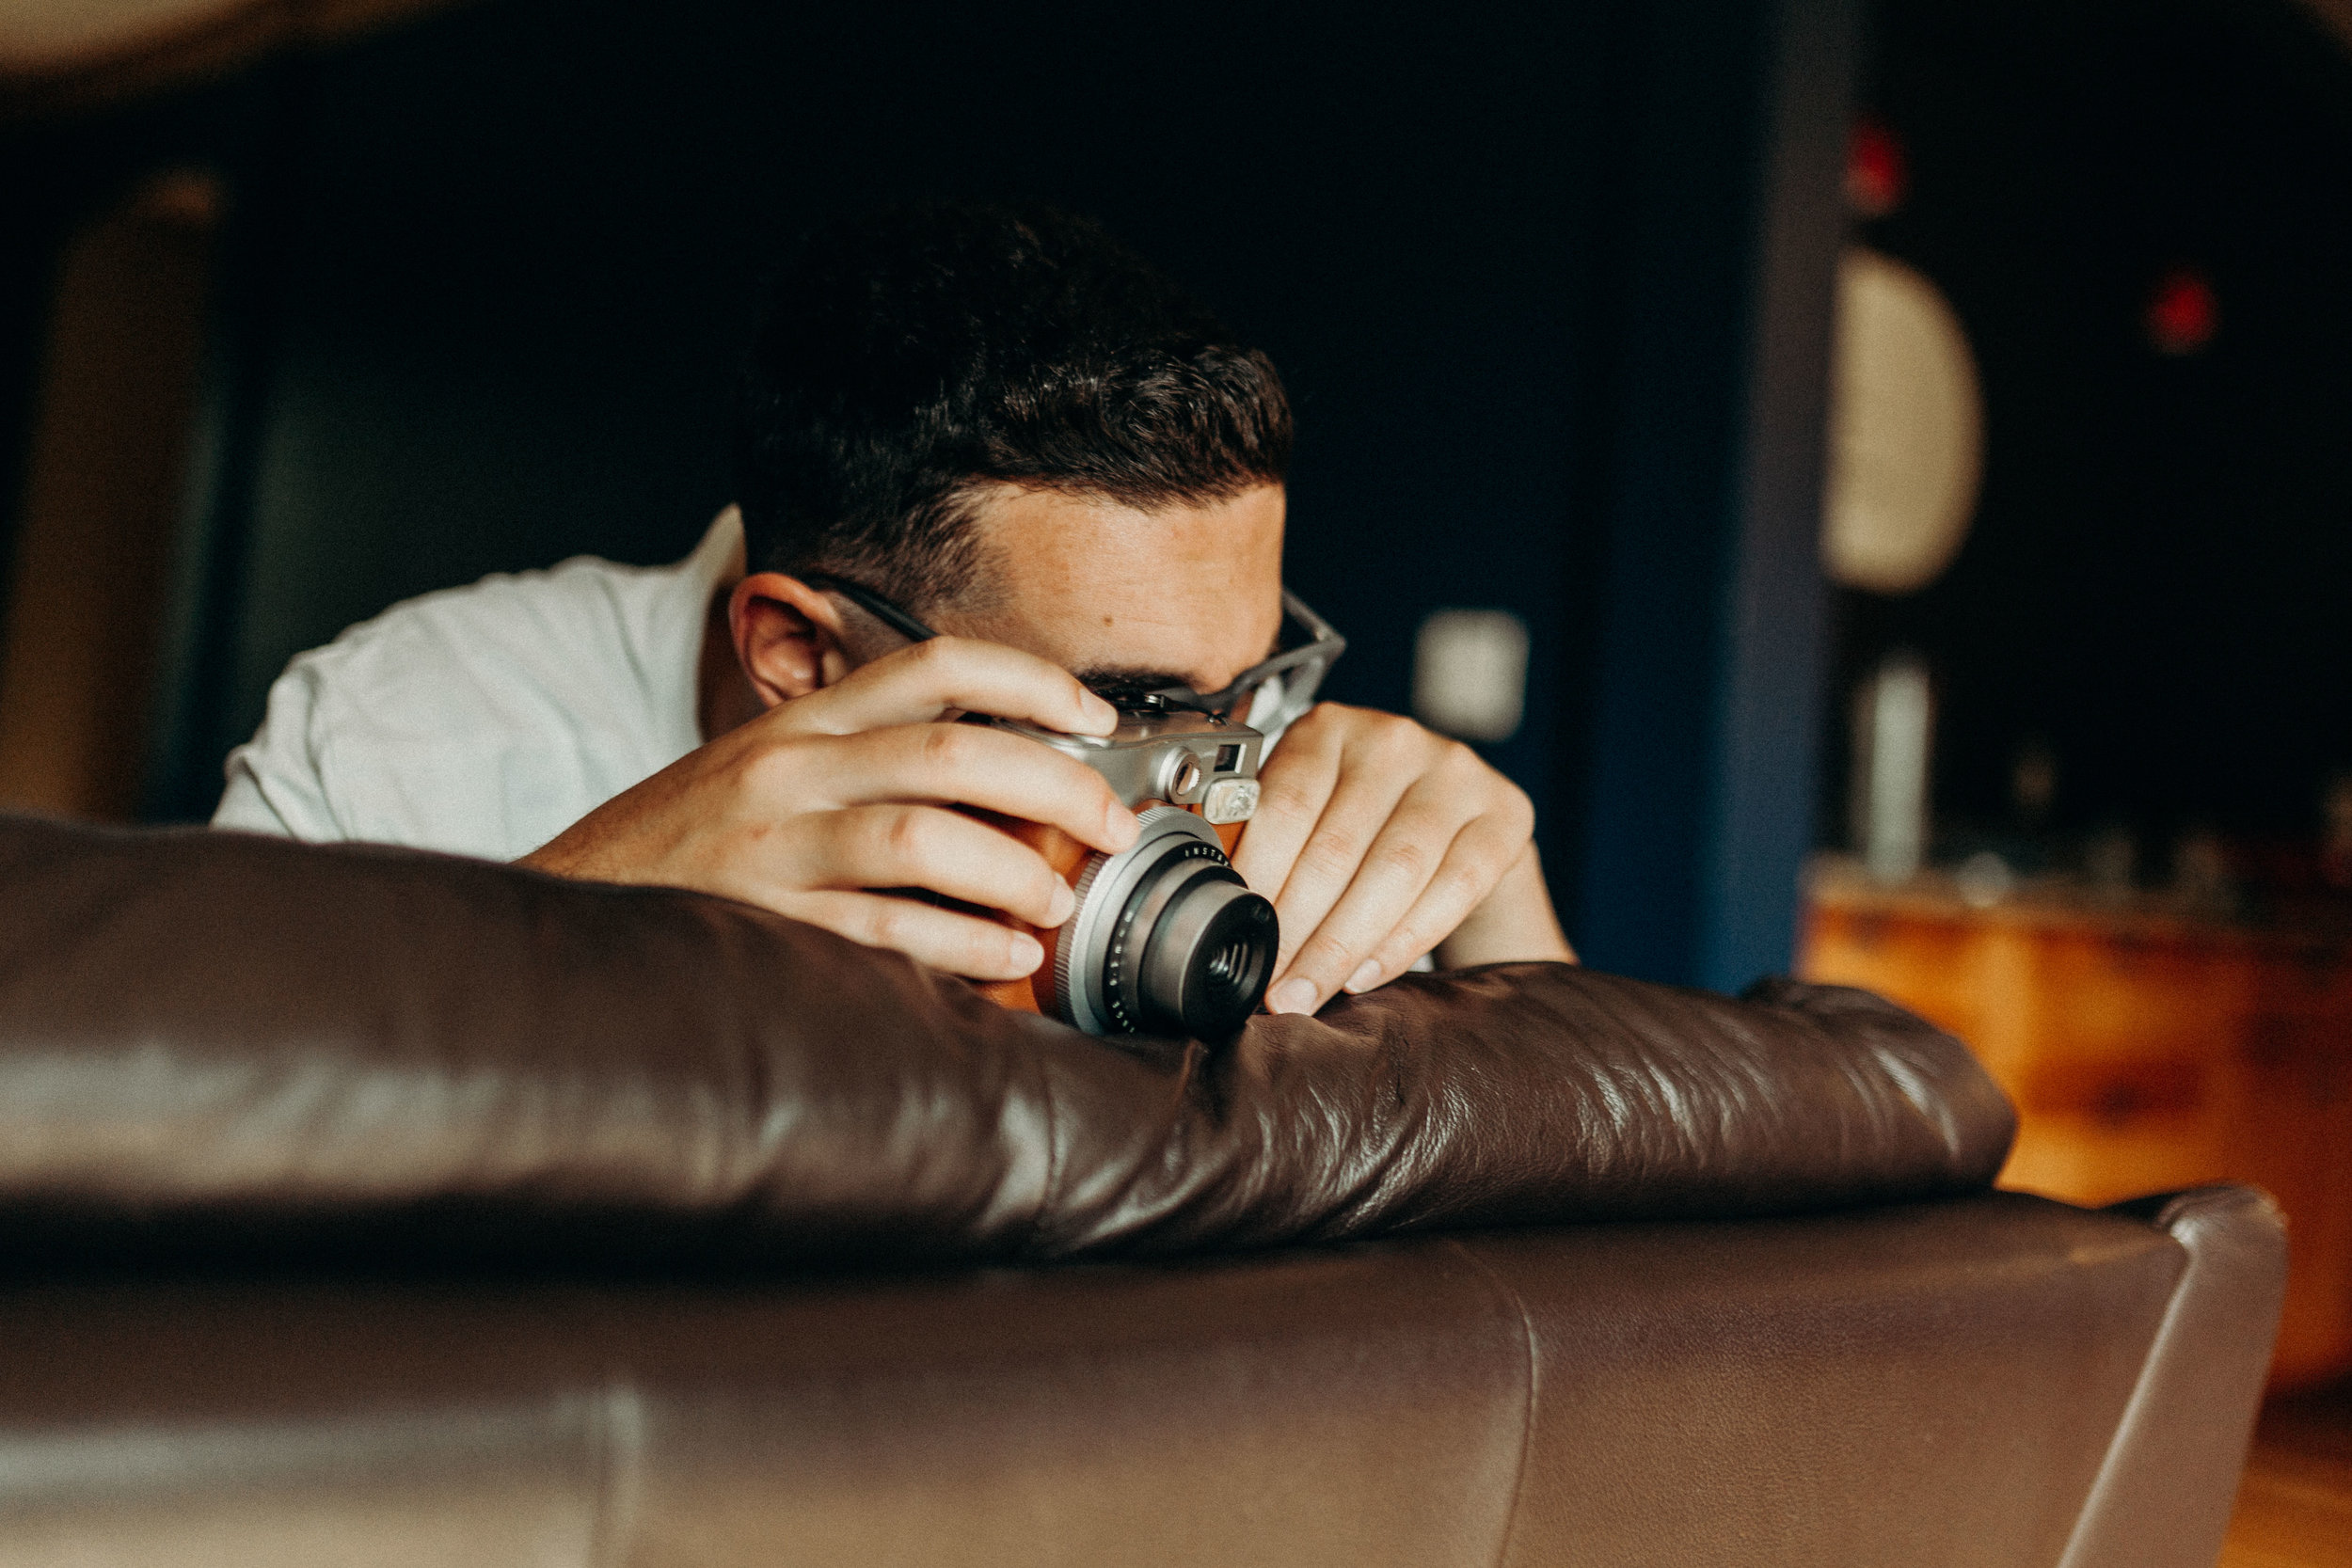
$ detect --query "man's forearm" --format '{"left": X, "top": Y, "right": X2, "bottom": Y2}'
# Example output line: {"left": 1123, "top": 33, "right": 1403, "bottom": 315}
{"left": 1433, "top": 843, "right": 1577, "bottom": 970}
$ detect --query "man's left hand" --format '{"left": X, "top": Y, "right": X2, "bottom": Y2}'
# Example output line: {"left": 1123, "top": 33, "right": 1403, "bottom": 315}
{"left": 1231, "top": 702, "right": 1574, "bottom": 1016}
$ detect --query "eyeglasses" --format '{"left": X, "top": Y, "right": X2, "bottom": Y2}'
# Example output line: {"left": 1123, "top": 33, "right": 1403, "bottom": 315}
{"left": 799, "top": 573, "right": 1346, "bottom": 739}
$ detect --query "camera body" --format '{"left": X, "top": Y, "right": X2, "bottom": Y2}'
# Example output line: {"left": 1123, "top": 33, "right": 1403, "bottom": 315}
{"left": 969, "top": 701, "right": 1279, "bottom": 1038}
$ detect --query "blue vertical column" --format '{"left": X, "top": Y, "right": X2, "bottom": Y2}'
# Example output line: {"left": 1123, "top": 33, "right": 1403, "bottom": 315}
{"left": 1562, "top": 0, "right": 1859, "bottom": 991}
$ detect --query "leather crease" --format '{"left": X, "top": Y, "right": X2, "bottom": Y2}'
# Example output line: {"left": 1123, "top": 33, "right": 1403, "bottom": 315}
{"left": 1444, "top": 1236, "right": 1540, "bottom": 1568}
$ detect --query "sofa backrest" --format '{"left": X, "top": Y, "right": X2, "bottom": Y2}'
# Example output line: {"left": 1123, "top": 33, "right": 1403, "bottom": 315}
{"left": 0, "top": 812, "right": 2017, "bottom": 1266}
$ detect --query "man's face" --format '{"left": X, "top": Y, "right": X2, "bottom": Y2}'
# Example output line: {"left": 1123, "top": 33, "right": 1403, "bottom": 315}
{"left": 931, "top": 483, "right": 1287, "bottom": 697}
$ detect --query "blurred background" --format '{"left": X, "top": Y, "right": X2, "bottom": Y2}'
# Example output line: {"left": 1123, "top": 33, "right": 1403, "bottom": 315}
{"left": 1, "top": 1, "right": 2349, "bottom": 1552}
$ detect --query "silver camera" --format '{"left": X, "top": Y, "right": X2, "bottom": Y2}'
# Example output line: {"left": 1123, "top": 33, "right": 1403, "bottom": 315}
{"left": 973, "top": 699, "right": 1278, "bottom": 1039}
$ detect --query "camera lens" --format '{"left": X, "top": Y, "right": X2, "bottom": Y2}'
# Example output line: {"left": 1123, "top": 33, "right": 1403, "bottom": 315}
{"left": 1051, "top": 807, "right": 1279, "bottom": 1038}
{"left": 1121, "top": 858, "right": 1276, "bottom": 1038}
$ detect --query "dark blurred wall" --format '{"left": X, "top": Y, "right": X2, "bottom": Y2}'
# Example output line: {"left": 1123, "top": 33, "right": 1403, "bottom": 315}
{"left": 1840, "top": 0, "right": 2352, "bottom": 854}
{"left": 135, "top": 0, "right": 1612, "bottom": 822}
{"left": 0, "top": 0, "right": 1854, "bottom": 988}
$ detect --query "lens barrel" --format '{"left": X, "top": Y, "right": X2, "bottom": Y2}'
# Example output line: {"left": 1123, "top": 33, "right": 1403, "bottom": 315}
{"left": 1136, "top": 868, "right": 1277, "bottom": 1038}
{"left": 1052, "top": 807, "right": 1279, "bottom": 1038}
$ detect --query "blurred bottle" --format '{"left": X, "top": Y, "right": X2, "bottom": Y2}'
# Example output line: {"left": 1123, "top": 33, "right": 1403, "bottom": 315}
{"left": 2085, "top": 823, "right": 2137, "bottom": 902}
{"left": 1850, "top": 650, "right": 1933, "bottom": 884}
{"left": 2171, "top": 827, "right": 2238, "bottom": 920}
{"left": 2011, "top": 739, "right": 2057, "bottom": 831}
{"left": 1955, "top": 849, "right": 2016, "bottom": 908}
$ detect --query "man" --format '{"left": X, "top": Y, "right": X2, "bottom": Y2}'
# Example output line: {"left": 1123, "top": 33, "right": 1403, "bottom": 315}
{"left": 216, "top": 204, "right": 1571, "bottom": 1015}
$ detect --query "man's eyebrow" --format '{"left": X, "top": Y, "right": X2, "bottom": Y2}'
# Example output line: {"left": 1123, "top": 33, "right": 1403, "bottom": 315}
{"left": 1073, "top": 625, "right": 1286, "bottom": 695}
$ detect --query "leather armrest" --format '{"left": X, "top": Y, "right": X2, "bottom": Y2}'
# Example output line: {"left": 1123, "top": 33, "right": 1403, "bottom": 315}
{"left": 2056, "top": 1184, "right": 2290, "bottom": 1568}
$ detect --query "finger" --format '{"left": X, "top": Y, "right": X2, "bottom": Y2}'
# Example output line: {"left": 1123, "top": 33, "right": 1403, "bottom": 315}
{"left": 1228, "top": 714, "right": 1343, "bottom": 897}
{"left": 780, "top": 889, "right": 1047, "bottom": 981}
{"left": 784, "top": 637, "right": 1119, "bottom": 737}
{"left": 1262, "top": 761, "right": 1420, "bottom": 980}
{"left": 804, "top": 803, "right": 1079, "bottom": 929}
{"left": 810, "top": 723, "right": 1139, "bottom": 853}
{"left": 1336, "top": 814, "right": 1530, "bottom": 993}
{"left": 1263, "top": 788, "right": 1463, "bottom": 1014}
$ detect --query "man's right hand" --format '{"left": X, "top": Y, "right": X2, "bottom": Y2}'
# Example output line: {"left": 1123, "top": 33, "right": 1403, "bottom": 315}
{"left": 518, "top": 637, "right": 1140, "bottom": 980}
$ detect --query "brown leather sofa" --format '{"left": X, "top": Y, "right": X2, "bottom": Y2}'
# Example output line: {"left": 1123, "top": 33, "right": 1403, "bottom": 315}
{"left": 0, "top": 814, "right": 2287, "bottom": 1567}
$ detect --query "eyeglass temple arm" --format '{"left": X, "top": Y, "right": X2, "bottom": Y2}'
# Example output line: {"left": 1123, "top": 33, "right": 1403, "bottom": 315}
{"left": 799, "top": 575, "right": 939, "bottom": 645}
{"left": 1281, "top": 590, "right": 1345, "bottom": 660}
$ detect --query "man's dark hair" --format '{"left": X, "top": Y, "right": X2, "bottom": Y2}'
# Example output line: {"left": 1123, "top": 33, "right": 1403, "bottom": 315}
{"left": 734, "top": 202, "right": 1293, "bottom": 612}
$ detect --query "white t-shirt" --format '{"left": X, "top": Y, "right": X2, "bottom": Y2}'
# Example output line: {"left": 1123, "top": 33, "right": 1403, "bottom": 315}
{"left": 213, "top": 511, "right": 742, "bottom": 860}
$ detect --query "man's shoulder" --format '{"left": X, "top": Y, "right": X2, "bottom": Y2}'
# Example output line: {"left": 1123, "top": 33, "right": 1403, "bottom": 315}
{"left": 294, "top": 504, "right": 744, "bottom": 744}
{"left": 291, "top": 549, "right": 691, "bottom": 740}
{"left": 217, "top": 514, "right": 740, "bottom": 858}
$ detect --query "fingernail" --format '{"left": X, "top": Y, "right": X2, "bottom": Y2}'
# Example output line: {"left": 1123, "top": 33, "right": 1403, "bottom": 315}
{"left": 1105, "top": 801, "right": 1140, "bottom": 847}
{"left": 1267, "top": 977, "right": 1318, "bottom": 1015}
{"left": 1344, "top": 959, "right": 1382, "bottom": 994}
{"left": 1046, "top": 880, "right": 1076, "bottom": 926}
{"left": 1009, "top": 933, "right": 1044, "bottom": 974}
{"left": 1084, "top": 692, "right": 1119, "bottom": 729}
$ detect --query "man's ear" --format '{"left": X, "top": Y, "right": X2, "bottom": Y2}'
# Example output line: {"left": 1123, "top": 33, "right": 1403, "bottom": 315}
{"left": 729, "top": 573, "right": 858, "bottom": 707}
